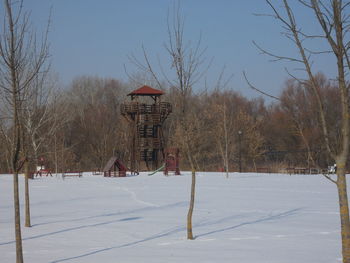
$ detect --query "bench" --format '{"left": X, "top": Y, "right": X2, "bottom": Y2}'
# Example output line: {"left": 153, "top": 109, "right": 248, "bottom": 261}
{"left": 62, "top": 171, "right": 82, "bottom": 179}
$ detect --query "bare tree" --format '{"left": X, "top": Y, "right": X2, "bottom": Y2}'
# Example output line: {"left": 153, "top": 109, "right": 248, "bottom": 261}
{"left": 0, "top": 0, "right": 50, "bottom": 261}
{"left": 163, "top": 3, "right": 211, "bottom": 240}
{"left": 279, "top": 77, "right": 327, "bottom": 167}
{"left": 213, "top": 69, "right": 234, "bottom": 177}
{"left": 22, "top": 73, "right": 55, "bottom": 165}
{"left": 222, "top": 99, "right": 229, "bottom": 177}
{"left": 236, "top": 110, "right": 265, "bottom": 171}
{"left": 128, "top": 2, "right": 209, "bottom": 239}
{"left": 71, "top": 77, "right": 129, "bottom": 169}
{"left": 253, "top": 1, "right": 350, "bottom": 261}
{"left": 50, "top": 92, "right": 72, "bottom": 174}
{"left": 204, "top": 92, "right": 235, "bottom": 176}
{"left": 22, "top": 73, "right": 57, "bottom": 227}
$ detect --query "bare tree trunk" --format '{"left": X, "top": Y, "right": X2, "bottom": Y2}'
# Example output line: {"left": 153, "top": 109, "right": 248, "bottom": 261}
{"left": 253, "top": 159, "right": 257, "bottom": 173}
{"left": 12, "top": 110, "right": 23, "bottom": 263}
{"left": 187, "top": 169, "right": 196, "bottom": 240}
{"left": 223, "top": 101, "right": 229, "bottom": 178}
{"left": 7, "top": 0, "right": 24, "bottom": 258}
{"left": 11, "top": 60, "right": 23, "bottom": 263}
{"left": 21, "top": 117, "right": 31, "bottom": 228}
{"left": 13, "top": 171, "right": 23, "bottom": 263}
{"left": 337, "top": 163, "right": 350, "bottom": 263}
{"left": 184, "top": 129, "right": 196, "bottom": 240}
{"left": 54, "top": 133, "right": 58, "bottom": 174}
{"left": 12, "top": 69, "right": 24, "bottom": 263}
{"left": 24, "top": 159, "right": 31, "bottom": 227}
{"left": 296, "top": 122, "right": 316, "bottom": 168}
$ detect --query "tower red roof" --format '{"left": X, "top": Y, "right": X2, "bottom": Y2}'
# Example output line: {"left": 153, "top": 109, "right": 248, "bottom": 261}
{"left": 128, "top": 85, "right": 164, "bottom": 96}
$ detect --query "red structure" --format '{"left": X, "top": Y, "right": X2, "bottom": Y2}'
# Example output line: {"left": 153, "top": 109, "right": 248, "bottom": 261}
{"left": 35, "top": 157, "right": 52, "bottom": 177}
{"left": 164, "top": 148, "right": 180, "bottom": 175}
{"left": 128, "top": 85, "right": 164, "bottom": 99}
{"left": 121, "top": 85, "right": 172, "bottom": 172}
{"left": 35, "top": 168, "right": 52, "bottom": 177}
{"left": 103, "top": 157, "right": 127, "bottom": 177}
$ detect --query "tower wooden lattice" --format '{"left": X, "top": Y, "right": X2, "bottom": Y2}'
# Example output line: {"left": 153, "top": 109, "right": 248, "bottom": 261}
{"left": 121, "top": 86, "right": 172, "bottom": 172}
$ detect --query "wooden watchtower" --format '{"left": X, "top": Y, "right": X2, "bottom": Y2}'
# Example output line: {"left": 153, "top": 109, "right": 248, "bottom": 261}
{"left": 121, "top": 85, "right": 172, "bottom": 172}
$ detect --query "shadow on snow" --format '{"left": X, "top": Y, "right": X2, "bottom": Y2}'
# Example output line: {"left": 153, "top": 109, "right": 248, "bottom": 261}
{"left": 49, "top": 208, "right": 302, "bottom": 263}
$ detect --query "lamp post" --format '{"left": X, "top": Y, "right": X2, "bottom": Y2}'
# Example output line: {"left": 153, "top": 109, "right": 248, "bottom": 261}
{"left": 238, "top": 130, "right": 242, "bottom": 173}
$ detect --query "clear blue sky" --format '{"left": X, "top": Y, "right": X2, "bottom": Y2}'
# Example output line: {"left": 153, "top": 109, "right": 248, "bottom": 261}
{"left": 20, "top": 0, "right": 335, "bottom": 101}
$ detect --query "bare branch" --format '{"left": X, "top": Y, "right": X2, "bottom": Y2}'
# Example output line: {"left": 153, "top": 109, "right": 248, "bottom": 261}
{"left": 141, "top": 45, "right": 163, "bottom": 90}
{"left": 253, "top": 40, "right": 304, "bottom": 63}
{"left": 243, "top": 71, "right": 280, "bottom": 101}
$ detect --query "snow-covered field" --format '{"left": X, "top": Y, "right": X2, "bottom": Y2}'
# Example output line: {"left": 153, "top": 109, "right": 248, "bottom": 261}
{"left": 0, "top": 172, "right": 344, "bottom": 263}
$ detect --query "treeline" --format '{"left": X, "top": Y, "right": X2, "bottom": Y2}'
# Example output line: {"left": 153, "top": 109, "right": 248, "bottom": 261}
{"left": 0, "top": 73, "right": 340, "bottom": 173}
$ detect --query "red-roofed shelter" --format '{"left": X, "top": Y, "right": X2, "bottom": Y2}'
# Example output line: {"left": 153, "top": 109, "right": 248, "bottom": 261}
{"left": 128, "top": 85, "right": 164, "bottom": 101}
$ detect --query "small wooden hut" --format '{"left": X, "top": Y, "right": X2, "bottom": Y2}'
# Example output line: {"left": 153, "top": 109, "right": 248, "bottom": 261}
{"left": 103, "top": 157, "right": 127, "bottom": 177}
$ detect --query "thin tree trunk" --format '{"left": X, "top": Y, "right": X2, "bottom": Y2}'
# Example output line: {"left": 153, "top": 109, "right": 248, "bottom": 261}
{"left": 54, "top": 133, "right": 58, "bottom": 174}
{"left": 223, "top": 102, "right": 229, "bottom": 178}
{"left": 337, "top": 164, "right": 350, "bottom": 263}
{"left": 24, "top": 159, "right": 31, "bottom": 227}
{"left": 13, "top": 172, "right": 23, "bottom": 263}
{"left": 253, "top": 159, "right": 257, "bottom": 173}
{"left": 11, "top": 46, "right": 24, "bottom": 263}
{"left": 296, "top": 123, "right": 316, "bottom": 168}
{"left": 184, "top": 129, "right": 196, "bottom": 240}
{"left": 12, "top": 108, "right": 24, "bottom": 263}
{"left": 22, "top": 120, "right": 31, "bottom": 228}
{"left": 12, "top": 113, "right": 23, "bottom": 263}
{"left": 187, "top": 169, "right": 196, "bottom": 240}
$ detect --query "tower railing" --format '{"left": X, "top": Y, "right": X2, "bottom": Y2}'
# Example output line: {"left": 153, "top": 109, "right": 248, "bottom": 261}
{"left": 121, "top": 102, "right": 172, "bottom": 115}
